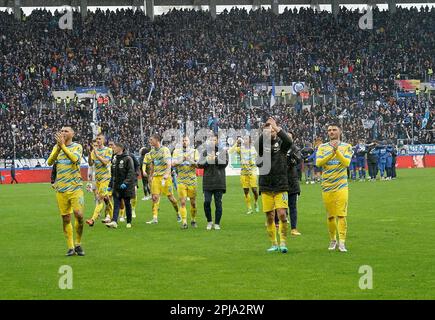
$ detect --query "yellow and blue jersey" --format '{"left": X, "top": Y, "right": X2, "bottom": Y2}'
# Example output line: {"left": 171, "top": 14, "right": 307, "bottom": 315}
{"left": 142, "top": 152, "right": 151, "bottom": 174}
{"left": 172, "top": 147, "right": 199, "bottom": 186}
{"left": 48, "top": 143, "right": 83, "bottom": 193}
{"left": 316, "top": 142, "right": 353, "bottom": 192}
{"left": 229, "top": 145, "right": 257, "bottom": 176}
{"left": 149, "top": 146, "right": 171, "bottom": 177}
{"left": 91, "top": 146, "right": 112, "bottom": 184}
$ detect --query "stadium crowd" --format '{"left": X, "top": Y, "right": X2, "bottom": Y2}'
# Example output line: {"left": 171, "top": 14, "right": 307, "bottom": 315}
{"left": 0, "top": 6, "right": 434, "bottom": 160}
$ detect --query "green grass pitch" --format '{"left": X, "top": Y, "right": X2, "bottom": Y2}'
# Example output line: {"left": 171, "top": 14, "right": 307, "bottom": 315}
{"left": 1, "top": 168, "right": 435, "bottom": 299}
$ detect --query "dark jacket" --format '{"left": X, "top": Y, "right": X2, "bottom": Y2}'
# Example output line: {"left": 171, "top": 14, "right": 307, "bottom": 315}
{"left": 110, "top": 152, "right": 136, "bottom": 198}
{"left": 255, "top": 130, "right": 293, "bottom": 192}
{"left": 287, "top": 145, "right": 301, "bottom": 195}
{"left": 129, "top": 152, "right": 140, "bottom": 187}
{"left": 367, "top": 143, "right": 378, "bottom": 164}
{"left": 198, "top": 145, "right": 228, "bottom": 192}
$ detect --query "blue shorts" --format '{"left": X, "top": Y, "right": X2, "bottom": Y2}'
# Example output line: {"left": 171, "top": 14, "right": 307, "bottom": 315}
{"left": 357, "top": 157, "right": 365, "bottom": 168}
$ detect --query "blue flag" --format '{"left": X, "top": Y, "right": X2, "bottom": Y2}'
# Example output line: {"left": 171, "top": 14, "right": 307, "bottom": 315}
{"left": 421, "top": 105, "right": 430, "bottom": 129}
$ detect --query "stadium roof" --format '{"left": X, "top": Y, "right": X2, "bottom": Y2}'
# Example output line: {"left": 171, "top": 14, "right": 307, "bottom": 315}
{"left": 1, "top": 0, "right": 433, "bottom": 7}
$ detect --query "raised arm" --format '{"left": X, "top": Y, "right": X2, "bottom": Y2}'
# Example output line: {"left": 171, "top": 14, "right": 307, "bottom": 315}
{"left": 47, "top": 145, "right": 61, "bottom": 166}
{"left": 60, "top": 144, "right": 81, "bottom": 164}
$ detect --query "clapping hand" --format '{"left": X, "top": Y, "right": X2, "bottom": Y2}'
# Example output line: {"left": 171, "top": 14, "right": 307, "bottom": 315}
{"left": 55, "top": 132, "right": 65, "bottom": 147}
{"left": 329, "top": 140, "right": 340, "bottom": 151}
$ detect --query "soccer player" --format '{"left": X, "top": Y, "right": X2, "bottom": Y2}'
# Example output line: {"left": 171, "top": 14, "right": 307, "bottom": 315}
{"left": 229, "top": 136, "right": 259, "bottom": 214}
{"left": 315, "top": 122, "right": 353, "bottom": 252}
{"left": 255, "top": 118, "right": 292, "bottom": 253}
{"left": 127, "top": 151, "right": 140, "bottom": 219}
{"left": 172, "top": 136, "right": 199, "bottom": 229}
{"left": 139, "top": 147, "right": 151, "bottom": 200}
{"left": 86, "top": 134, "right": 113, "bottom": 226}
{"left": 146, "top": 134, "right": 180, "bottom": 224}
{"left": 386, "top": 141, "right": 395, "bottom": 180}
{"left": 376, "top": 141, "right": 388, "bottom": 180}
{"left": 354, "top": 139, "right": 368, "bottom": 181}
{"left": 47, "top": 126, "right": 85, "bottom": 256}
{"left": 301, "top": 142, "right": 315, "bottom": 184}
{"left": 348, "top": 146, "right": 358, "bottom": 181}
{"left": 106, "top": 142, "right": 136, "bottom": 229}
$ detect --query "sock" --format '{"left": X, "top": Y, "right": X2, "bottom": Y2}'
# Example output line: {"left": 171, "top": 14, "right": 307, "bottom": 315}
{"left": 105, "top": 198, "right": 114, "bottom": 219}
{"left": 337, "top": 217, "right": 347, "bottom": 243}
{"left": 63, "top": 222, "right": 74, "bottom": 249}
{"left": 266, "top": 221, "right": 277, "bottom": 246}
{"left": 190, "top": 206, "right": 196, "bottom": 221}
{"left": 172, "top": 201, "right": 179, "bottom": 214}
{"left": 91, "top": 201, "right": 104, "bottom": 221}
{"left": 244, "top": 193, "right": 252, "bottom": 209}
{"left": 131, "top": 193, "right": 137, "bottom": 211}
{"left": 152, "top": 200, "right": 159, "bottom": 219}
{"left": 279, "top": 219, "right": 288, "bottom": 246}
{"left": 120, "top": 208, "right": 125, "bottom": 218}
{"left": 74, "top": 217, "right": 83, "bottom": 245}
{"left": 328, "top": 217, "right": 337, "bottom": 241}
{"left": 180, "top": 206, "right": 187, "bottom": 224}
{"left": 190, "top": 206, "right": 197, "bottom": 221}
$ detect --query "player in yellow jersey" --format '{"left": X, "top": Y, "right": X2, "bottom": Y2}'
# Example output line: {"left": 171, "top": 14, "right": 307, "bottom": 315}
{"left": 86, "top": 133, "right": 113, "bottom": 226}
{"left": 172, "top": 136, "right": 199, "bottom": 229}
{"left": 141, "top": 148, "right": 151, "bottom": 200}
{"left": 47, "top": 126, "right": 85, "bottom": 256}
{"left": 255, "top": 118, "right": 293, "bottom": 253}
{"left": 229, "top": 136, "right": 259, "bottom": 214}
{"left": 315, "top": 123, "right": 353, "bottom": 252}
{"left": 146, "top": 134, "right": 180, "bottom": 224}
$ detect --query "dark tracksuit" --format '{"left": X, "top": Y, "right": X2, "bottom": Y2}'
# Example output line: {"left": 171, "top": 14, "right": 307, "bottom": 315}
{"left": 11, "top": 164, "right": 18, "bottom": 184}
{"left": 139, "top": 152, "right": 151, "bottom": 196}
{"left": 198, "top": 145, "right": 229, "bottom": 225}
{"left": 109, "top": 152, "right": 136, "bottom": 223}
{"left": 51, "top": 163, "right": 57, "bottom": 185}
{"left": 367, "top": 144, "right": 378, "bottom": 180}
{"left": 391, "top": 147, "right": 397, "bottom": 178}
{"left": 275, "top": 144, "right": 301, "bottom": 228}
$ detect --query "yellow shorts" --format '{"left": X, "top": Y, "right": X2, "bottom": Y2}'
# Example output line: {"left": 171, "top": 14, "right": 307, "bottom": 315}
{"left": 322, "top": 188, "right": 348, "bottom": 217}
{"left": 151, "top": 176, "right": 173, "bottom": 196}
{"left": 56, "top": 189, "right": 84, "bottom": 216}
{"left": 261, "top": 191, "right": 288, "bottom": 212}
{"left": 178, "top": 184, "right": 197, "bottom": 199}
{"left": 96, "top": 181, "right": 110, "bottom": 197}
{"left": 240, "top": 174, "right": 257, "bottom": 188}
